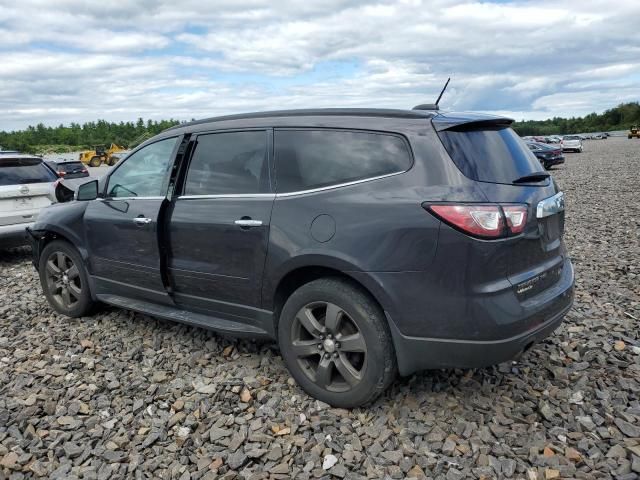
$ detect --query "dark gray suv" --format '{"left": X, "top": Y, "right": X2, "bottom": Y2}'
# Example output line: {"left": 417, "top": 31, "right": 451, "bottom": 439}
{"left": 28, "top": 108, "right": 574, "bottom": 407}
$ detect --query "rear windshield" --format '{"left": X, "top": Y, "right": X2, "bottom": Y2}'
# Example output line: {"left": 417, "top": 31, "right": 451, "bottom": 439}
{"left": 437, "top": 125, "right": 543, "bottom": 184}
{"left": 0, "top": 158, "right": 57, "bottom": 186}
{"left": 57, "top": 161, "right": 85, "bottom": 173}
{"left": 563, "top": 135, "right": 580, "bottom": 140}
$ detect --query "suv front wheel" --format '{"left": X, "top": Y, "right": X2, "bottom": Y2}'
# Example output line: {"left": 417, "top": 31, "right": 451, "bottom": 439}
{"left": 278, "top": 278, "right": 397, "bottom": 408}
{"left": 38, "top": 240, "right": 95, "bottom": 317}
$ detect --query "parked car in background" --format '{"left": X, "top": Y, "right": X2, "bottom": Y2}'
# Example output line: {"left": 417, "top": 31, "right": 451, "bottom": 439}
{"left": 526, "top": 142, "right": 565, "bottom": 169}
{"left": 545, "top": 136, "right": 562, "bottom": 144}
{"left": 561, "top": 135, "right": 583, "bottom": 152}
{"left": 28, "top": 107, "right": 574, "bottom": 407}
{"left": 45, "top": 159, "right": 90, "bottom": 179}
{"left": 0, "top": 154, "right": 58, "bottom": 248}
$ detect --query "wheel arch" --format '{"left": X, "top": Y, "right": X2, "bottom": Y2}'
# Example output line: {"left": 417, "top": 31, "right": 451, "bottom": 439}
{"left": 32, "top": 226, "right": 89, "bottom": 266}
{"left": 266, "top": 257, "right": 395, "bottom": 338}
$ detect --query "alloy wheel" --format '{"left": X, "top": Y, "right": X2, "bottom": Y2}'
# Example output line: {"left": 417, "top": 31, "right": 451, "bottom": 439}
{"left": 291, "top": 301, "right": 367, "bottom": 392}
{"left": 44, "top": 251, "right": 82, "bottom": 309}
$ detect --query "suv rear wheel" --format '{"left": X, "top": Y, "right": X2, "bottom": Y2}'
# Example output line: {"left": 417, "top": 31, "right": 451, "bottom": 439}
{"left": 38, "top": 240, "right": 94, "bottom": 317}
{"left": 278, "top": 278, "right": 396, "bottom": 407}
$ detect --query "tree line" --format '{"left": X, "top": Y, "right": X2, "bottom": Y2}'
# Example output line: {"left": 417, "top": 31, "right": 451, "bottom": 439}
{"left": 0, "top": 118, "right": 182, "bottom": 154}
{"left": 512, "top": 102, "right": 640, "bottom": 136}
{"left": 1, "top": 102, "right": 639, "bottom": 153}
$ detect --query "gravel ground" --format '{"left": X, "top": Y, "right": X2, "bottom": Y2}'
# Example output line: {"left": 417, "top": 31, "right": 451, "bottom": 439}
{"left": 1, "top": 137, "right": 639, "bottom": 479}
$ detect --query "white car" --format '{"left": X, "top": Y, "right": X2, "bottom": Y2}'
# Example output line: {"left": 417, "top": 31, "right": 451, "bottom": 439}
{"left": 561, "top": 135, "right": 583, "bottom": 153}
{"left": 0, "top": 154, "right": 58, "bottom": 248}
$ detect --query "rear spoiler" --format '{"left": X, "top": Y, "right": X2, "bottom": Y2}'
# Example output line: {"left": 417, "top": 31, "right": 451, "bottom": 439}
{"left": 431, "top": 114, "right": 514, "bottom": 132}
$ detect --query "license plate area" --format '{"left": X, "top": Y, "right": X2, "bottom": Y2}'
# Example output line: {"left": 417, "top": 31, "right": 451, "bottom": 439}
{"left": 14, "top": 197, "right": 34, "bottom": 209}
{"left": 515, "top": 263, "right": 563, "bottom": 300}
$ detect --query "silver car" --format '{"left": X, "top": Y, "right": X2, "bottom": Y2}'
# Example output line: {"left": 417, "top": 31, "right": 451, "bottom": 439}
{"left": 561, "top": 135, "right": 583, "bottom": 153}
{"left": 0, "top": 154, "right": 58, "bottom": 248}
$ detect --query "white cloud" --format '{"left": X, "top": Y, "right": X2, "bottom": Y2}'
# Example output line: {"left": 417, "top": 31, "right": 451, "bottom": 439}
{"left": 0, "top": 0, "right": 639, "bottom": 130}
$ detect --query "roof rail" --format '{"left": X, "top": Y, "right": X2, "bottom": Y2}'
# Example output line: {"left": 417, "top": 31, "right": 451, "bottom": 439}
{"left": 412, "top": 104, "right": 439, "bottom": 111}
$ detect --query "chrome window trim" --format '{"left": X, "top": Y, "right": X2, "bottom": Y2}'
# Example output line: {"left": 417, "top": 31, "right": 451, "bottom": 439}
{"left": 536, "top": 191, "right": 565, "bottom": 219}
{"left": 175, "top": 170, "right": 406, "bottom": 200}
{"left": 178, "top": 193, "right": 276, "bottom": 200}
{"left": 102, "top": 196, "right": 165, "bottom": 201}
{"left": 275, "top": 170, "right": 406, "bottom": 198}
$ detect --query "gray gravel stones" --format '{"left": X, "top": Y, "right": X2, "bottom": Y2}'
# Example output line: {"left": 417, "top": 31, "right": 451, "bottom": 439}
{"left": 1, "top": 137, "right": 640, "bottom": 478}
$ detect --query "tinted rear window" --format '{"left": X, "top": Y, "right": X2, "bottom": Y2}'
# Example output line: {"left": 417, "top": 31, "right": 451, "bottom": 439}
{"left": 0, "top": 159, "right": 57, "bottom": 186}
{"left": 275, "top": 129, "right": 411, "bottom": 193}
{"left": 437, "top": 126, "right": 542, "bottom": 184}
{"left": 184, "top": 131, "right": 269, "bottom": 195}
{"left": 57, "top": 162, "right": 85, "bottom": 173}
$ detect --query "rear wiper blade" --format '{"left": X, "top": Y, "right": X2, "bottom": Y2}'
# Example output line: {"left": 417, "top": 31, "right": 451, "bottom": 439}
{"left": 513, "top": 172, "right": 550, "bottom": 184}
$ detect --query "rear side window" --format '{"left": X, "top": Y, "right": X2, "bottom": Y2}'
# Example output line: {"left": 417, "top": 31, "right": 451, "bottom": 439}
{"left": 0, "top": 158, "right": 57, "bottom": 186}
{"left": 184, "top": 131, "right": 269, "bottom": 195}
{"left": 437, "top": 126, "right": 542, "bottom": 184}
{"left": 274, "top": 129, "right": 411, "bottom": 193}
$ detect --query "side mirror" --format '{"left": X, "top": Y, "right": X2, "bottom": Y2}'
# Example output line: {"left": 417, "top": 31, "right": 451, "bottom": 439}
{"left": 75, "top": 180, "right": 99, "bottom": 201}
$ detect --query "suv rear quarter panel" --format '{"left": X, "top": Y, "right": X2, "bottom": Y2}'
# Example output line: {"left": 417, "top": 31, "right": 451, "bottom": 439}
{"left": 261, "top": 121, "right": 491, "bottom": 316}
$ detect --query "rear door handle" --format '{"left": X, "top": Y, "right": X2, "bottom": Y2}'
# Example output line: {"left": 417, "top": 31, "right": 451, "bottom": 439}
{"left": 133, "top": 217, "right": 153, "bottom": 225}
{"left": 234, "top": 219, "right": 263, "bottom": 227}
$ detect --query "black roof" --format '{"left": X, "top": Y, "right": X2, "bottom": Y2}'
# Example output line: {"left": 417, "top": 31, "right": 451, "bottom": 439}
{"left": 166, "top": 108, "right": 437, "bottom": 131}
{"left": 46, "top": 158, "right": 83, "bottom": 163}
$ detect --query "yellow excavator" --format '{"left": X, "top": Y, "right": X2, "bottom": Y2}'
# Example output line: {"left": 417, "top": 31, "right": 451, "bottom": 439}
{"left": 79, "top": 143, "right": 127, "bottom": 167}
{"left": 629, "top": 126, "right": 639, "bottom": 139}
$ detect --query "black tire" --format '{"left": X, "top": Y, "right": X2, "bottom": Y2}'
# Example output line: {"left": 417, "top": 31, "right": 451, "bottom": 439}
{"left": 38, "top": 240, "right": 94, "bottom": 317}
{"left": 278, "top": 278, "right": 396, "bottom": 408}
{"left": 89, "top": 156, "right": 102, "bottom": 167}
{"left": 106, "top": 156, "right": 118, "bottom": 166}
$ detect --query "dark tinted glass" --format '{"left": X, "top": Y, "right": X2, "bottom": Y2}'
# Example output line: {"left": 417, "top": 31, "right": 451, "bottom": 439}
{"left": 274, "top": 130, "right": 411, "bottom": 193}
{"left": 0, "top": 158, "right": 57, "bottom": 186}
{"left": 185, "top": 131, "right": 269, "bottom": 195}
{"left": 58, "top": 162, "right": 85, "bottom": 173}
{"left": 438, "top": 126, "right": 543, "bottom": 184}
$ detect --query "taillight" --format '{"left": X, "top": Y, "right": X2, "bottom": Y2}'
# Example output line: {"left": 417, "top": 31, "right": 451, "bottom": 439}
{"left": 58, "top": 171, "right": 66, "bottom": 177}
{"left": 426, "top": 204, "right": 528, "bottom": 239}
{"left": 502, "top": 205, "right": 528, "bottom": 234}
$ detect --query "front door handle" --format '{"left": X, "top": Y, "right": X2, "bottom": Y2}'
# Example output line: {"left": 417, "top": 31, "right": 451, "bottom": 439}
{"left": 234, "top": 219, "right": 263, "bottom": 227}
{"left": 133, "top": 217, "right": 153, "bottom": 225}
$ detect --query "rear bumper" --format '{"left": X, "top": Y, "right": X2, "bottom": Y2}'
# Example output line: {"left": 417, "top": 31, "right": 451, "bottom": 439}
{"left": 0, "top": 222, "right": 34, "bottom": 247}
{"left": 386, "top": 259, "right": 574, "bottom": 376}
{"left": 547, "top": 156, "right": 565, "bottom": 166}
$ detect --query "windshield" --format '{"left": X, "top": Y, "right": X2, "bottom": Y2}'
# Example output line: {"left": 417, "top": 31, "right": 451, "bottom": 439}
{"left": 0, "top": 158, "right": 57, "bottom": 186}
{"left": 437, "top": 125, "right": 543, "bottom": 185}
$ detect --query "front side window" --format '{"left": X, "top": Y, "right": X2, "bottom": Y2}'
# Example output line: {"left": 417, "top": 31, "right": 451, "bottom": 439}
{"left": 107, "top": 137, "right": 177, "bottom": 198}
{"left": 274, "top": 129, "right": 412, "bottom": 193}
{"left": 184, "top": 131, "right": 269, "bottom": 195}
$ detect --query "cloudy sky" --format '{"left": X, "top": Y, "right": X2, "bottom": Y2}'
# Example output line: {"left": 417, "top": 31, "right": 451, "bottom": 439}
{"left": 1, "top": 0, "right": 639, "bottom": 131}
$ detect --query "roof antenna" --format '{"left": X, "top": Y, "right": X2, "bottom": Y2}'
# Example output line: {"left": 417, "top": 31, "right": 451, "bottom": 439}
{"left": 435, "top": 77, "right": 450, "bottom": 107}
{"left": 412, "top": 77, "right": 451, "bottom": 111}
